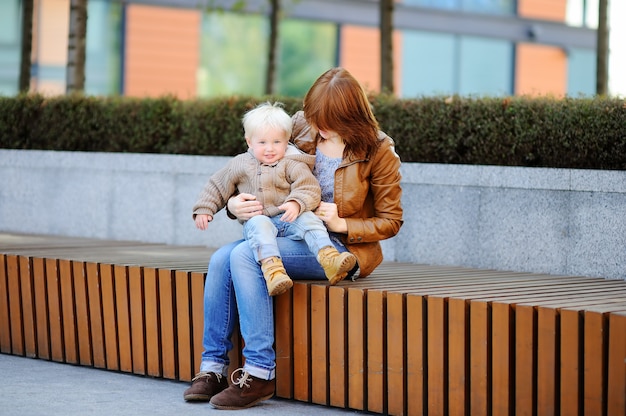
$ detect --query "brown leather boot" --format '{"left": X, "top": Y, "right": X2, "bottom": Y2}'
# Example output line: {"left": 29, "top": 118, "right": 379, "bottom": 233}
{"left": 209, "top": 368, "right": 275, "bottom": 410}
{"left": 317, "top": 247, "right": 357, "bottom": 285}
{"left": 261, "top": 257, "right": 292, "bottom": 296}
{"left": 183, "top": 371, "right": 228, "bottom": 401}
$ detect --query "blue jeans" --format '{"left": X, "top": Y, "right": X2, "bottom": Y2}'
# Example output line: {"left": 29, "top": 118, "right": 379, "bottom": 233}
{"left": 242, "top": 211, "right": 333, "bottom": 262}
{"left": 199, "top": 235, "right": 352, "bottom": 380}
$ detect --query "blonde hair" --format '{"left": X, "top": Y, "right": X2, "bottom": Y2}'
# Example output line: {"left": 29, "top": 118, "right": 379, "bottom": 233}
{"left": 303, "top": 67, "right": 380, "bottom": 157}
{"left": 242, "top": 101, "right": 292, "bottom": 140}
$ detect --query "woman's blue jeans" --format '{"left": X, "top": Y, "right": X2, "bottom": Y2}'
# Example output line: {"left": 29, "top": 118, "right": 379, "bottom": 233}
{"left": 199, "top": 235, "right": 350, "bottom": 380}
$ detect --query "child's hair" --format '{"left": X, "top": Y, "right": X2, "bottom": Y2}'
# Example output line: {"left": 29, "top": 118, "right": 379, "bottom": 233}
{"left": 242, "top": 101, "right": 292, "bottom": 139}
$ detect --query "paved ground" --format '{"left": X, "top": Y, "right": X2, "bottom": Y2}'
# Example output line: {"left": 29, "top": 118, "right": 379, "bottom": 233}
{"left": 0, "top": 354, "right": 367, "bottom": 416}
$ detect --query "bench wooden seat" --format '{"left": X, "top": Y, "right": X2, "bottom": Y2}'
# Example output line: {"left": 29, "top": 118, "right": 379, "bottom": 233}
{"left": 1, "top": 232, "right": 624, "bottom": 416}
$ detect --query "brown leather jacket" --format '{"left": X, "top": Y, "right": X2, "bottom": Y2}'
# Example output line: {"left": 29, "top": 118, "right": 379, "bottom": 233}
{"left": 291, "top": 111, "right": 403, "bottom": 278}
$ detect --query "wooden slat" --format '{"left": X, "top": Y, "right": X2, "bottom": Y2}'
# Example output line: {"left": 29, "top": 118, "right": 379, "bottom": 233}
{"left": 114, "top": 265, "right": 132, "bottom": 373}
{"left": 86, "top": 262, "right": 106, "bottom": 369}
{"left": 536, "top": 306, "right": 557, "bottom": 416}
{"left": 158, "top": 268, "right": 176, "bottom": 379}
{"left": 427, "top": 296, "right": 447, "bottom": 416}
{"left": 607, "top": 313, "right": 626, "bottom": 416}
{"left": 310, "top": 284, "right": 328, "bottom": 405}
{"left": 143, "top": 267, "right": 161, "bottom": 377}
{"left": 73, "top": 261, "right": 92, "bottom": 366}
{"left": 175, "top": 270, "right": 192, "bottom": 382}
{"left": 7, "top": 255, "right": 23, "bottom": 356}
{"left": 45, "top": 258, "right": 64, "bottom": 362}
{"left": 32, "top": 257, "right": 50, "bottom": 360}
{"left": 491, "top": 302, "right": 513, "bottom": 416}
{"left": 367, "top": 289, "right": 386, "bottom": 414}
{"left": 293, "top": 282, "right": 310, "bottom": 402}
{"left": 274, "top": 289, "right": 293, "bottom": 398}
{"left": 583, "top": 310, "right": 605, "bottom": 416}
{"left": 470, "top": 300, "right": 489, "bottom": 416}
{"left": 129, "top": 266, "right": 146, "bottom": 375}
{"left": 328, "top": 286, "right": 347, "bottom": 408}
{"left": 515, "top": 304, "right": 536, "bottom": 416}
{"left": 406, "top": 294, "right": 426, "bottom": 416}
{"left": 191, "top": 271, "right": 205, "bottom": 377}
{"left": 0, "top": 255, "right": 11, "bottom": 353}
{"left": 348, "top": 288, "right": 366, "bottom": 411}
{"left": 59, "top": 259, "right": 77, "bottom": 364}
{"left": 19, "top": 256, "right": 36, "bottom": 357}
{"left": 560, "top": 308, "right": 582, "bottom": 416}
{"left": 448, "top": 298, "right": 468, "bottom": 416}
{"left": 387, "top": 292, "right": 405, "bottom": 416}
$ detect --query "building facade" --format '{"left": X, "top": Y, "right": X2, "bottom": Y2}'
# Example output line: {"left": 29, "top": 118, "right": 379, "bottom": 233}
{"left": 0, "top": 0, "right": 599, "bottom": 99}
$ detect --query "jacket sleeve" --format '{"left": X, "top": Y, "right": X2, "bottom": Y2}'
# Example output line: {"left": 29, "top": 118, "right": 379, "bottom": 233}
{"left": 344, "top": 137, "right": 404, "bottom": 243}
{"left": 285, "top": 161, "right": 322, "bottom": 213}
{"left": 192, "top": 161, "right": 238, "bottom": 219}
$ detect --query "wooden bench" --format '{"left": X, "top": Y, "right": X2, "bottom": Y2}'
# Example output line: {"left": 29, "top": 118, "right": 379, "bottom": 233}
{"left": 1, "top": 232, "right": 625, "bottom": 416}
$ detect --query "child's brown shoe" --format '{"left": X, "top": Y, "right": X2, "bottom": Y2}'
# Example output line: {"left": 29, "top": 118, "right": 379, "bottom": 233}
{"left": 317, "top": 247, "right": 357, "bottom": 285}
{"left": 261, "top": 257, "right": 293, "bottom": 296}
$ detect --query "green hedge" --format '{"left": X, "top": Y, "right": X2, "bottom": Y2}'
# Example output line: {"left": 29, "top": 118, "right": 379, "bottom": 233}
{"left": 1, "top": 94, "right": 624, "bottom": 170}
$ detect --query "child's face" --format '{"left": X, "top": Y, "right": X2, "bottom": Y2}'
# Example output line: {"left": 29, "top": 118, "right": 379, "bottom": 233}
{"left": 246, "top": 126, "right": 289, "bottom": 165}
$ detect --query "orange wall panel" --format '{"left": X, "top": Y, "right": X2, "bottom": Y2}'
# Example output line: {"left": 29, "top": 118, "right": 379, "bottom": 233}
{"left": 125, "top": 5, "right": 200, "bottom": 98}
{"left": 518, "top": 0, "right": 567, "bottom": 21}
{"left": 515, "top": 43, "right": 567, "bottom": 96}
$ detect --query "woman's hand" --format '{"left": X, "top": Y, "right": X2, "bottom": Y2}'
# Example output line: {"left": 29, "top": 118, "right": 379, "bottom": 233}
{"left": 315, "top": 201, "right": 347, "bottom": 233}
{"left": 227, "top": 193, "right": 264, "bottom": 221}
{"left": 194, "top": 214, "right": 213, "bottom": 230}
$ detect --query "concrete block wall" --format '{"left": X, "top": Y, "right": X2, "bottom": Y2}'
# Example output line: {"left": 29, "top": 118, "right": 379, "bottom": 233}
{"left": 1, "top": 149, "right": 624, "bottom": 280}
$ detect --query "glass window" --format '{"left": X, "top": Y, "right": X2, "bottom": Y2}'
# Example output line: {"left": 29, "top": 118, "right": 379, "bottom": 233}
{"left": 458, "top": 35, "right": 513, "bottom": 95}
{"left": 85, "top": 0, "right": 122, "bottom": 95}
{"left": 404, "top": 0, "right": 515, "bottom": 15}
{"left": 401, "top": 30, "right": 455, "bottom": 96}
{"left": 567, "top": 48, "right": 595, "bottom": 96}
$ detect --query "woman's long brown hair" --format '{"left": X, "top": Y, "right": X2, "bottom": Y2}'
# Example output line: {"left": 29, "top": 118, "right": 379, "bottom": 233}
{"left": 303, "top": 67, "right": 380, "bottom": 159}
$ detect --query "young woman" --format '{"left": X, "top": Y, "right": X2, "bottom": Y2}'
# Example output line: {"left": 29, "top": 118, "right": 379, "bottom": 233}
{"left": 184, "top": 67, "right": 403, "bottom": 410}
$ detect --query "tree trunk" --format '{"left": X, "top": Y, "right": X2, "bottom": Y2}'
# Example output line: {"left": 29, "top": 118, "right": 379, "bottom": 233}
{"left": 265, "top": 0, "right": 279, "bottom": 95}
{"left": 380, "top": 0, "right": 394, "bottom": 94}
{"left": 67, "top": 0, "right": 88, "bottom": 94}
{"left": 596, "top": 0, "right": 609, "bottom": 95}
{"left": 19, "top": 0, "right": 34, "bottom": 93}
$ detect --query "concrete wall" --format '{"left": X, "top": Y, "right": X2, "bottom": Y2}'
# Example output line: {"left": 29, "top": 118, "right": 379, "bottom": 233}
{"left": 1, "top": 149, "right": 624, "bottom": 280}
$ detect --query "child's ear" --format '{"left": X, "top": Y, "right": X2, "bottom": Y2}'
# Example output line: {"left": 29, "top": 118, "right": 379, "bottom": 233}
{"left": 245, "top": 137, "right": 252, "bottom": 147}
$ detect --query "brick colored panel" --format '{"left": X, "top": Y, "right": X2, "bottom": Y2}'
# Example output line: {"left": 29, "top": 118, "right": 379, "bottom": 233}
{"left": 515, "top": 44, "right": 567, "bottom": 96}
{"left": 406, "top": 294, "right": 426, "bottom": 416}
{"left": 143, "top": 267, "right": 161, "bottom": 377}
{"left": 100, "top": 264, "right": 119, "bottom": 370}
{"left": 448, "top": 298, "right": 468, "bottom": 416}
{"left": 274, "top": 289, "right": 293, "bottom": 398}
{"left": 517, "top": 0, "right": 566, "bottom": 21}
{"left": 339, "top": 25, "right": 380, "bottom": 93}
{"left": 38, "top": 0, "right": 69, "bottom": 65}
{"left": 328, "top": 286, "right": 347, "bottom": 408}
{"left": 86, "top": 262, "right": 106, "bottom": 369}
{"left": 191, "top": 272, "right": 205, "bottom": 376}
{"left": 516, "top": 305, "right": 537, "bottom": 416}
{"left": 491, "top": 302, "right": 513, "bottom": 416}
{"left": 158, "top": 269, "right": 176, "bottom": 379}
{"left": 537, "top": 307, "right": 557, "bottom": 415}
{"left": 293, "top": 282, "right": 310, "bottom": 402}
{"left": 72, "top": 261, "right": 92, "bottom": 366}
{"left": 348, "top": 288, "right": 366, "bottom": 411}
{"left": 114, "top": 265, "right": 132, "bottom": 373}
{"left": 387, "top": 292, "right": 405, "bottom": 416}
{"left": 129, "top": 266, "right": 146, "bottom": 375}
{"left": 7, "top": 256, "right": 23, "bottom": 355}
{"left": 0, "top": 255, "right": 11, "bottom": 353}
{"left": 45, "top": 258, "right": 64, "bottom": 362}
{"left": 175, "top": 270, "right": 192, "bottom": 382}
{"left": 19, "top": 256, "right": 36, "bottom": 357}
{"left": 125, "top": 5, "right": 200, "bottom": 98}
{"left": 607, "top": 313, "right": 626, "bottom": 416}
{"left": 427, "top": 296, "right": 447, "bottom": 415}
{"left": 560, "top": 308, "right": 581, "bottom": 416}
{"left": 310, "top": 285, "right": 328, "bottom": 405}
{"left": 367, "top": 290, "right": 386, "bottom": 414}
{"left": 32, "top": 258, "right": 50, "bottom": 360}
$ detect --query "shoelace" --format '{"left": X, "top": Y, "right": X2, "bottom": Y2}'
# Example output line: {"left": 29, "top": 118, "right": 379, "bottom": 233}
{"left": 192, "top": 371, "right": 223, "bottom": 383}
{"left": 230, "top": 368, "right": 252, "bottom": 389}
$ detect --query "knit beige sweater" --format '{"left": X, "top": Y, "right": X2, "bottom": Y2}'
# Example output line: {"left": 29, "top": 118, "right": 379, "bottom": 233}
{"left": 193, "top": 145, "right": 321, "bottom": 221}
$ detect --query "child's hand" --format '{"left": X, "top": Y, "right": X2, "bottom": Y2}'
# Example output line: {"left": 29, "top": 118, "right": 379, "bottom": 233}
{"left": 279, "top": 201, "right": 300, "bottom": 222}
{"left": 194, "top": 214, "right": 213, "bottom": 230}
